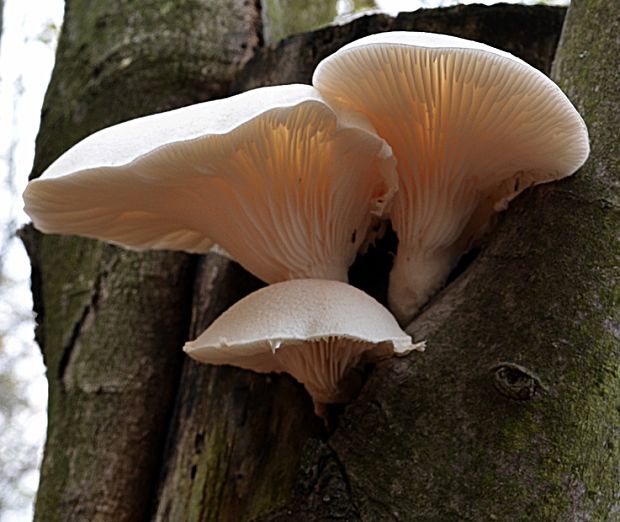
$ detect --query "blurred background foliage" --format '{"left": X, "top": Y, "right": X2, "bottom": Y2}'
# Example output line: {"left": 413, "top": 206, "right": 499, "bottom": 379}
{"left": 0, "top": 1, "right": 60, "bottom": 519}
{"left": 262, "top": 0, "right": 378, "bottom": 42}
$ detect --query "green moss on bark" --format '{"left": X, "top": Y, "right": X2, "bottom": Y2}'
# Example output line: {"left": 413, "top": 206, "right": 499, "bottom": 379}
{"left": 150, "top": 6, "right": 569, "bottom": 522}
{"left": 33, "top": 0, "right": 261, "bottom": 175}
{"left": 153, "top": 257, "right": 320, "bottom": 522}
{"left": 30, "top": 2, "right": 619, "bottom": 520}
{"left": 322, "top": 2, "right": 620, "bottom": 520}
{"left": 29, "top": 1, "right": 260, "bottom": 521}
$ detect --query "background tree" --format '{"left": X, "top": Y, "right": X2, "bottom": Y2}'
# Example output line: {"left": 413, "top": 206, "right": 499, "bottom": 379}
{"left": 261, "top": 0, "right": 378, "bottom": 42}
{"left": 23, "top": 0, "right": 619, "bottom": 520}
{"left": 0, "top": 2, "right": 59, "bottom": 518}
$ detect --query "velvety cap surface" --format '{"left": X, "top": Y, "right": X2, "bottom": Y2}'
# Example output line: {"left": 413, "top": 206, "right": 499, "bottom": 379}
{"left": 184, "top": 279, "right": 416, "bottom": 365}
{"left": 184, "top": 279, "right": 422, "bottom": 406}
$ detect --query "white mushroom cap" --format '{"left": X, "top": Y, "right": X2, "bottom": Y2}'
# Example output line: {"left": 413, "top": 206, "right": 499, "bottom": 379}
{"left": 24, "top": 84, "right": 397, "bottom": 283}
{"left": 183, "top": 279, "right": 423, "bottom": 414}
{"left": 313, "top": 32, "right": 590, "bottom": 324}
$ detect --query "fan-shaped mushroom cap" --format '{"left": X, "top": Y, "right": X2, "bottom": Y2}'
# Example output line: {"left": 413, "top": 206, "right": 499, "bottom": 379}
{"left": 24, "top": 84, "right": 397, "bottom": 283}
{"left": 313, "top": 32, "right": 590, "bottom": 324}
{"left": 184, "top": 279, "right": 423, "bottom": 414}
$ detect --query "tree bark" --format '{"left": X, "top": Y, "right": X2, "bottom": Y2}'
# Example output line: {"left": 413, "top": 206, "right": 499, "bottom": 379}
{"left": 266, "top": 2, "right": 617, "bottom": 520}
{"left": 262, "top": 0, "right": 338, "bottom": 43}
{"left": 26, "top": 1, "right": 619, "bottom": 521}
{"left": 25, "top": 1, "right": 260, "bottom": 521}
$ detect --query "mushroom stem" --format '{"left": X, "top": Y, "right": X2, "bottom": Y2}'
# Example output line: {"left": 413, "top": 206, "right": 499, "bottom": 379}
{"left": 304, "top": 366, "right": 365, "bottom": 406}
{"left": 309, "top": 368, "right": 363, "bottom": 420}
{"left": 388, "top": 247, "right": 456, "bottom": 327}
{"left": 292, "top": 260, "right": 349, "bottom": 282}
{"left": 313, "top": 31, "right": 590, "bottom": 329}
{"left": 184, "top": 280, "right": 421, "bottom": 420}
{"left": 273, "top": 338, "right": 368, "bottom": 405}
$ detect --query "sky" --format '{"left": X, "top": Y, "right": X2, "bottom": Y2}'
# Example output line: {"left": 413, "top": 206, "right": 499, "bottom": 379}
{"left": 0, "top": 0, "right": 568, "bottom": 520}
{"left": 0, "top": 1, "right": 64, "bottom": 520}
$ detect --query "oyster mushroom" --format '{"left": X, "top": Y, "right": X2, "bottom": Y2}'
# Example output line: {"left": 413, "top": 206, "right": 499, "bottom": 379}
{"left": 184, "top": 279, "right": 424, "bottom": 416}
{"left": 24, "top": 84, "right": 397, "bottom": 283}
{"left": 313, "top": 31, "right": 590, "bottom": 324}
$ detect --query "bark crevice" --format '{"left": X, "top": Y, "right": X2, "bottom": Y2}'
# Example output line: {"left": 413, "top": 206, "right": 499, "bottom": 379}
{"left": 27, "top": 2, "right": 620, "bottom": 521}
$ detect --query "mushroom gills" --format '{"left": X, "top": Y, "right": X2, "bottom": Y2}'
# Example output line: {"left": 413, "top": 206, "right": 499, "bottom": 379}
{"left": 23, "top": 83, "right": 398, "bottom": 285}
{"left": 313, "top": 31, "right": 590, "bottom": 326}
{"left": 183, "top": 279, "right": 424, "bottom": 418}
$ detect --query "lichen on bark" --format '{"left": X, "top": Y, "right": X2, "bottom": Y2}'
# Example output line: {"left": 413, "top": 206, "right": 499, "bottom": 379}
{"left": 27, "top": 1, "right": 261, "bottom": 521}
{"left": 319, "top": 2, "right": 620, "bottom": 520}
{"left": 27, "top": 1, "right": 620, "bottom": 521}
{"left": 154, "top": 5, "right": 579, "bottom": 522}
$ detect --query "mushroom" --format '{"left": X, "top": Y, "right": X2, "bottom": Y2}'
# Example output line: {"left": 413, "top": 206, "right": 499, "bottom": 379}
{"left": 23, "top": 84, "right": 397, "bottom": 283}
{"left": 184, "top": 279, "right": 424, "bottom": 416}
{"left": 313, "top": 31, "right": 590, "bottom": 325}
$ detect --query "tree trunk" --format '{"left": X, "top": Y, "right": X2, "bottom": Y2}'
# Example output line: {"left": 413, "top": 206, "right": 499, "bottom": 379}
{"left": 25, "top": 1, "right": 619, "bottom": 521}
{"left": 24, "top": 1, "right": 260, "bottom": 521}
{"left": 262, "top": 0, "right": 338, "bottom": 43}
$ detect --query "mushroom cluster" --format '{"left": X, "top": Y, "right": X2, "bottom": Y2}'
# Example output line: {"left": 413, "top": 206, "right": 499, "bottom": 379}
{"left": 23, "top": 32, "right": 588, "bottom": 414}
{"left": 314, "top": 32, "right": 590, "bottom": 325}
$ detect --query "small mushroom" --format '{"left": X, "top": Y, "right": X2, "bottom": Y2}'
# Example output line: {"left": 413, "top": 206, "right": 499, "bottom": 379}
{"left": 183, "top": 279, "right": 424, "bottom": 416}
{"left": 24, "top": 84, "right": 397, "bottom": 282}
{"left": 313, "top": 32, "right": 590, "bottom": 325}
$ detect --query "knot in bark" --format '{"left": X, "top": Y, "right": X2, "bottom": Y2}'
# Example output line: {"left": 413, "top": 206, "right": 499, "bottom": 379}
{"left": 492, "top": 363, "right": 544, "bottom": 401}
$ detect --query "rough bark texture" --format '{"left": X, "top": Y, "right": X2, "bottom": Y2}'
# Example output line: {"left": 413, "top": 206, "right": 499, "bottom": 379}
{"left": 153, "top": 258, "right": 321, "bottom": 522}
{"left": 27, "top": 1, "right": 620, "bottom": 521}
{"left": 239, "top": 4, "right": 562, "bottom": 93}
{"left": 27, "top": 1, "right": 261, "bottom": 521}
{"left": 263, "top": 2, "right": 617, "bottom": 521}
{"left": 262, "top": 0, "right": 337, "bottom": 43}
{"left": 153, "top": 4, "right": 571, "bottom": 522}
